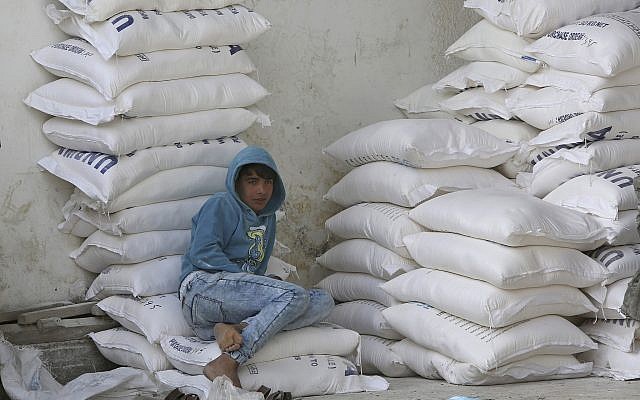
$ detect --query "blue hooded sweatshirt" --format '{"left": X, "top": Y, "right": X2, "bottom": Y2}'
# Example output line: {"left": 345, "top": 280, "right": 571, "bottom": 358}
{"left": 180, "top": 146, "right": 286, "bottom": 283}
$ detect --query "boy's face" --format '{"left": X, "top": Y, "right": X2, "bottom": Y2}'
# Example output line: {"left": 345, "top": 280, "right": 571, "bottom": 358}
{"left": 236, "top": 169, "right": 274, "bottom": 214}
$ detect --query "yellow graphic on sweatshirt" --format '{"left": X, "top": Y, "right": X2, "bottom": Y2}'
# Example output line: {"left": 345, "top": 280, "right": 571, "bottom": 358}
{"left": 244, "top": 225, "right": 266, "bottom": 273}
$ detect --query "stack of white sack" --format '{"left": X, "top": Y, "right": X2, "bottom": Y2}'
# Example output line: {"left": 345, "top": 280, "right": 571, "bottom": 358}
{"left": 87, "top": 265, "right": 385, "bottom": 398}
{"left": 155, "top": 323, "right": 387, "bottom": 398}
{"left": 317, "top": 119, "right": 520, "bottom": 378}
{"left": 87, "top": 257, "right": 294, "bottom": 364}
{"left": 573, "top": 244, "right": 640, "bottom": 380}
{"left": 381, "top": 188, "right": 616, "bottom": 385}
{"left": 394, "top": 8, "right": 546, "bottom": 179}
{"left": 505, "top": 7, "right": 640, "bottom": 197}
{"left": 23, "top": 1, "right": 274, "bottom": 284}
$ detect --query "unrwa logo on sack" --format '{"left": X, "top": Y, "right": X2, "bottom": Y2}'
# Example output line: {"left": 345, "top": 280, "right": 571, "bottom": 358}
{"left": 57, "top": 148, "right": 118, "bottom": 174}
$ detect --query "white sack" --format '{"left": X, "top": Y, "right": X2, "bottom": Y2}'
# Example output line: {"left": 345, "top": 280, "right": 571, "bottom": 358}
{"left": 97, "top": 293, "right": 195, "bottom": 343}
{"left": 71, "top": 230, "right": 190, "bottom": 273}
{"left": 64, "top": 166, "right": 227, "bottom": 213}
{"left": 316, "top": 239, "right": 418, "bottom": 281}
{"left": 323, "top": 300, "right": 402, "bottom": 340}
{"left": 544, "top": 168, "right": 640, "bottom": 219}
{"left": 445, "top": 20, "right": 541, "bottom": 73}
{"left": 592, "top": 244, "right": 640, "bottom": 285}
{"left": 264, "top": 256, "right": 297, "bottom": 282}
{"left": 161, "top": 325, "right": 360, "bottom": 375}
{"left": 59, "top": 0, "right": 239, "bottom": 22}
{"left": 526, "top": 67, "right": 640, "bottom": 97}
{"left": 360, "top": 335, "right": 414, "bottom": 378}
{"left": 464, "top": 0, "right": 640, "bottom": 38}
{"left": 25, "top": 75, "right": 269, "bottom": 125}
{"left": 409, "top": 189, "right": 610, "bottom": 251}
{"left": 43, "top": 107, "right": 266, "bottom": 155}
{"left": 31, "top": 38, "right": 255, "bottom": 99}
{"left": 382, "top": 302, "right": 597, "bottom": 372}
{"left": 156, "top": 355, "right": 388, "bottom": 399}
{"left": 393, "top": 339, "right": 592, "bottom": 385}
{"left": 323, "top": 119, "right": 518, "bottom": 169}
{"left": 580, "top": 319, "right": 639, "bottom": 353}
{"left": 506, "top": 85, "right": 640, "bottom": 130}
{"left": 433, "top": 61, "right": 529, "bottom": 94}
{"left": 38, "top": 137, "right": 244, "bottom": 202}
{"left": 393, "top": 83, "right": 477, "bottom": 123}
{"left": 65, "top": 196, "right": 208, "bottom": 236}
{"left": 46, "top": 5, "right": 270, "bottom": 59}
{"left": 316, "top": 272, "right": 399, "bottom": 308}
{"left": 324, "top": 161, "right": 516, "bottom": 208}
{"left": 525, "top": 139, "right": 640, "bottom": 197}
{"left": 530, "top": 111, "right": 640, "bottom": 148}
{"left": 597, "top": 210, "right": 640, "bottom": 247}
{"left": 403, "top": 232, "right": 608, "bottom": 289}
{"left": 88, "top": 327, "right": 172, "bottom": 371}
{"left": 525, "top": 10, "right": 640, "bottom": 77}
{"left": 382, "top": 269, "right": 596, "bottom": 328}
{"left": 472, "top": 119, "right": 539, "bottom": 178}
{"left": 582, "top": 278, "right": 632, "bottom": 320}
{"left": 577, "top": 343, "right": 640, "bottom": 380}
{"left": 85, "top": 255, "right": 182, "bottom": 300}
{"left": 439, "top": 88, "right": 514, "bottom": 121}
{"left": 324, "top": 203, "right": 423, "bottom": 258}
{"left": 240, "top": 356, "right": 387, "bottom": 397}
{"left": 473, "top": 119, "right": 540, "bottom": 144}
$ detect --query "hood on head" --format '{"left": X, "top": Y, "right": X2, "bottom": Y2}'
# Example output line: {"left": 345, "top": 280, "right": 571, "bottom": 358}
{"left": 226, "top": 146, "right": 286, "bottom": 216}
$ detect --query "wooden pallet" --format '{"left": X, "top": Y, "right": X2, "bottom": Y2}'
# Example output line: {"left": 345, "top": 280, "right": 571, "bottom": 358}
{"left": 0, "top": 301, "right": 118, "bottom": 345}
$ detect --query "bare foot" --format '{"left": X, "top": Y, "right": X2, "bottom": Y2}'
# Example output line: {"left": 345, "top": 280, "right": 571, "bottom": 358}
{"left": 213, "top": 322, "right": 244, "bottom": 352}
{"left": 204, "top": 353, "right": 241, "bottom": 387}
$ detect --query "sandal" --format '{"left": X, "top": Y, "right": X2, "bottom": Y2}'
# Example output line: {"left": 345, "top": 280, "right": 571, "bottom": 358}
{"left": 164, "top": 388, "right": 200, "bottom": 400}
{"left": 266, "top": 390, "right": 293, "bottom": 400}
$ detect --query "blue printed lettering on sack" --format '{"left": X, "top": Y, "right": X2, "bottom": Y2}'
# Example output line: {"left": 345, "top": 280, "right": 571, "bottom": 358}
{"left": 137, "top": 10, "right": 150, "bottom": 20}
{"left": 547, "top": 31, "right": 585, "bottom": 41}
{"left": 592, "top": 247, "right": 624, "bottom": 267}
{"left": 602, "top": 14, "right": 640, "bottom": 40}
{"left": 172, "top": 137, "right": 240, "bottom": 149}
{"left": 576, "top": 21, "right": 610, "bottom": 28}
{"left": 229, "top": 45, "right": 243, "bottom": 55}
{"left": 585, "top": 126, "right": 613, "bottom": 141}
{"left": 594, "top": 168, "right": 637, "bottom": 188}
{"left": 58, "top": 148, "right": 118, "bottom": 174}
{"left": 141, "top": 298, "right": 163, "bottom": 310}
{"left": 168, "top": 338, "right": 193, "bottom": 354}
{"left": 111, "top": 14, "right": 134, "bottom": 32}
{"left": 51, "top": 43, "right": 93, "bottom": 57}
{"left": 529, "top": 142, "right": 582, "bottom": 166}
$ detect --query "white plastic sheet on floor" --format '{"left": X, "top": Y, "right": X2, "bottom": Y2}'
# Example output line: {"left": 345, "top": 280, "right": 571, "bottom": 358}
{"left": 0, "top": 336, "right": 263, "bottom": 400}
{"left": 0, "top": 337, "right": 163, "bottom": 399}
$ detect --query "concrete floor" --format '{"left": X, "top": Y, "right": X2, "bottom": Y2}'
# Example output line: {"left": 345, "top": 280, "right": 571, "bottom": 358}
{"left": 310, "top": 376, "right": 640, "bottom": 400}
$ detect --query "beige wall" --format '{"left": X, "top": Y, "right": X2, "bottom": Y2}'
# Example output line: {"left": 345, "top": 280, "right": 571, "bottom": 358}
{"left": 0, "top": 0, "right": 479, "bottom": 312}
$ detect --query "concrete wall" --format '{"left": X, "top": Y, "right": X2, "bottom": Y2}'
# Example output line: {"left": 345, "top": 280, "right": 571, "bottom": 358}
{"left": 0, "top": 0, "right": 479, "bottom": 312}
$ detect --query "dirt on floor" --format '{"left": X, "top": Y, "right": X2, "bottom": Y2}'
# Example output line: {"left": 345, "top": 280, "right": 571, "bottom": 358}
{"left": 307, "top": 376, "right": 640, "bottom": 400}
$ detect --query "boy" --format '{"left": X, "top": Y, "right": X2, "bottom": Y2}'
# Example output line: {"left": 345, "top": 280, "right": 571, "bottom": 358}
{"left": 179, "top": 146, "right": 334, "bottom": 387}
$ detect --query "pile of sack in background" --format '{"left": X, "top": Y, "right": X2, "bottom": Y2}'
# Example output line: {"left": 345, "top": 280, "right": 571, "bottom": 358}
{"left": 318, "top": 0, "right": 640, "bottom": 385}
{"left": 22, "top": 1, "right": 389, "bottom": 397}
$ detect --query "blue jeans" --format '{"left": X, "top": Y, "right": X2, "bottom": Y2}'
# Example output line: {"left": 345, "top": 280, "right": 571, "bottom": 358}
{"left": 179, "top": 270, "right": 335, "bottom": 364}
